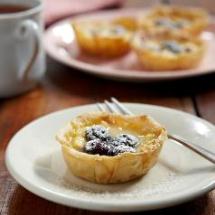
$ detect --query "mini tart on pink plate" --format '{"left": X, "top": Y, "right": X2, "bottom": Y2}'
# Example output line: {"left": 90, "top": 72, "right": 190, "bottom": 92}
{"left": 56, "top": 112, "right": 167, "bottom": 184}
{"left": 139, "top": 5, "right": 209, "bottom": 37}
{"left": 132, "top": 33, "right": 205, "bottom": 71}
{"left": 72, "top": 21, "right": 132, "bottom": 58}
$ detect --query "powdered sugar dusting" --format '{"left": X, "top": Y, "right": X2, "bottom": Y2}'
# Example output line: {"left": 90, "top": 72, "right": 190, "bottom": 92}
{"left": 34, "top": 148, "right": 185, "bottom": 201}
{"left": 33, "top": 138, "right": 214, "bottom": 204}
{"left": 59, "top": 170, "right": 183, "bottom": 200}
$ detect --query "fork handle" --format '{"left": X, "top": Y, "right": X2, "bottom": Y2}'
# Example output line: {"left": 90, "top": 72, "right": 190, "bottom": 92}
{"left": 168, "top": 134, "right": 215, "bottom": 164}
{"left": 102, "top": 98, "right": 215, "bottom": 165}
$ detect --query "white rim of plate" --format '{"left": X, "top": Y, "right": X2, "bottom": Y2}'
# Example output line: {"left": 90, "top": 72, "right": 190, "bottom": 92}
{"left": 5, "top": 103, "right": 215, "bottom": 211}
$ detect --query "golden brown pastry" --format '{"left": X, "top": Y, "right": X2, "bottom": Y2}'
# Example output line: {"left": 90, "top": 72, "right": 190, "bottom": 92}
{"left": 139, "top": 6, "right": 209, "bottom": 37}
{"left": 56, "top": 112, "right": 167, "bottom": 184}
{"left": 73, "top": 22, "right": 132, "bottom": 57}
{"left": 132, "top": 33, "right": 205, "bottom": 70}
{"left": 112, "top": 16, "right": 138, "bottom": 31}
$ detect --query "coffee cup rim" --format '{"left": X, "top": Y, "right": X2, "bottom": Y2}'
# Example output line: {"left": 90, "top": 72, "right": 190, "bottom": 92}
{"left": 0, "top": 0, "right": 42, "bottom": 20}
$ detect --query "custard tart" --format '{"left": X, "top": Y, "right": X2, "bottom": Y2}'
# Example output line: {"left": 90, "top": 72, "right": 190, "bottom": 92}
{"left": 140, "top": 6, "right": 209, "bottom": 37}
{"left": 132, "top": 34, "right": 205, "bottom": 70}
{"left": 56, "top": 112, "right": 167, "bottom": 184}
{"left": 73, "top": 22, "right": 132, "bottom": 57}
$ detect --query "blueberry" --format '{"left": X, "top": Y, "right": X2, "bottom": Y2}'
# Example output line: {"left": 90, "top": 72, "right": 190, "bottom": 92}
{"left": 155, "top": 19, "right": 186, "bottom": 29}
{"left": 173, "top": 20, "right": 189, "bottom": 29}
{"left": 155, "top": 19, "right": 169, "bottom": 27}
{"left": 161, "top": 41, "right": 183, "bottom": 54}
{"left": 111, "top": 139, "right": 122, "bottom": 147}
{"left": 185, "top": 47, "right": 192, "bottom": 52}
{"left": 84, "top": 139, "right": 113, "bottom": 155}
{"left": 155, "top": 19, "right": 174, "bottom": 29}
{"left": 110, "top": 26, "right": 125, "bottom": 35}
{"left": 85, "top": 125, "right": 109, "bottom": 141}
{"left": 173, "top": 21, "right": 184, "bottom": 29}
{"left": 112, "top": 145, "right": 136, "bottom": 155}
{"left": 106, "top": 145, "right": 116, "bottom": 156}
{"left": 84, "top": 128, "right": 139, "bottom": 156}
{"left": 115, "top": 134, "right": 139, "bottom": 147}
{"left": 84, "top": 139, "right": 99, "bottom": 153}
{"left": 105, "top": 135, "right": 114, "bottom": 142}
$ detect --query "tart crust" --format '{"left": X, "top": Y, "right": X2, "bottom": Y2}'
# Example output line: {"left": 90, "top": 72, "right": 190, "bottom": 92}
{"left": 132, "top": 34, "right": 205, "bottom": 70}
{"left": 73, "top": 22, "right": 132, "bottom": 58}
{"left": 56, "top": 112, "right": 167, "bottom": 184}
{"left": 112, "top": 16, "right": 138, "bottom": 31}
{"left": 140, "top": 6, "right": 209, "bottom": 37}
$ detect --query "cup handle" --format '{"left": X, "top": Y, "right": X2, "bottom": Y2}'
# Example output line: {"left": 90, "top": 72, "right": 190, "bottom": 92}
{"left": 15, "top": 19, "right": 40, "bottom": 81}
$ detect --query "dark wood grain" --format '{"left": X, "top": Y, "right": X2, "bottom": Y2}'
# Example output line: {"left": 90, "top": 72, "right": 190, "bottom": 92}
{"left": 196, "top": 90, "right": 215, "bottom": 123}
{"left": 0, "top": 57, "right": 215, "bottom": 215}
{"left": 192, "top": 75, "right": 215, "bottom": 215}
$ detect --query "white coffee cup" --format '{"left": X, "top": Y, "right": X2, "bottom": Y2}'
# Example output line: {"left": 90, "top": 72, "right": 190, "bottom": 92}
{"left": 0, "top": 0, "right": 45, "bottom": 97}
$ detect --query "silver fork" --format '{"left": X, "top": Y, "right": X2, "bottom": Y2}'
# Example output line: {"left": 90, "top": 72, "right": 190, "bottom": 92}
{"left": 97, "top": 97, "right": 215, "bottom": 164}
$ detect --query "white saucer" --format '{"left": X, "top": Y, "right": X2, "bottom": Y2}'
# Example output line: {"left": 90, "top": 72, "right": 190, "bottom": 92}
{"left": 5, "top": 103, "right": 215, "bottom": 212}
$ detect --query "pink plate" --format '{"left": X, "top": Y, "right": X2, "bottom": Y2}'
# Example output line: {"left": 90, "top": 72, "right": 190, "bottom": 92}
{"left": 44, "top": 9, "right": 215, "bottom": 82}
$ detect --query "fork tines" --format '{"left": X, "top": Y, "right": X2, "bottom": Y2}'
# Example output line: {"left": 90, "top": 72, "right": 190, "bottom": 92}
{"left": 97, "top": 97, "right": 133, "bottom": 115}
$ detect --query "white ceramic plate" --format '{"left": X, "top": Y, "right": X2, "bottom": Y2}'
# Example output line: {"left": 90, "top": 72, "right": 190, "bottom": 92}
{"left": 44, "top": 9, "right": 215, "bottom": 82}
{"left": 5, "top": 103, "right": 215, "bottom": 212}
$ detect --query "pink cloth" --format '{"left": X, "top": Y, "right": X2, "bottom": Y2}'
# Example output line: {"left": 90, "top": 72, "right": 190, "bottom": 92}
{"left": 44, "top": 0, "right": 124, "bottom": 25}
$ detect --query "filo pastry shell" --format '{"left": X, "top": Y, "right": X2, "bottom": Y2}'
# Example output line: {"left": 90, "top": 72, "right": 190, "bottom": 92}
{"left": 56, "top": 112, "right": 167, "bottom": 184}
{"left": 132, "top": 34, "right": 205, "bottom": 71}
{"left": 73, "top": 22, "right": 132, "bottom": 57}
{"left": 112, "top": 16, "right": 138, "bottom": 31}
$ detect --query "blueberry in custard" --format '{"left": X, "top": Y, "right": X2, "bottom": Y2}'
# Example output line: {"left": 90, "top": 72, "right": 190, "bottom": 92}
{"left": 161, "top": 41, "right": 183, "bottom": 54}
{"left": 85, "top": 138, "right": 113, "bottom": 156}
{"left": 85, "top": 125, "right": 109, "bottom": 141}
{"left": 84, "top": 125, "right": 138, "bottom": 156}
{"left": 115, "top": 134, "right": 139, "bottom": 147}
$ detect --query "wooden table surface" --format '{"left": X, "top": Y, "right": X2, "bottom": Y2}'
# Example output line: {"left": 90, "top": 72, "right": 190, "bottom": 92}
{"left": 0, "top": 56, "right": 215, "bottom": 215}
